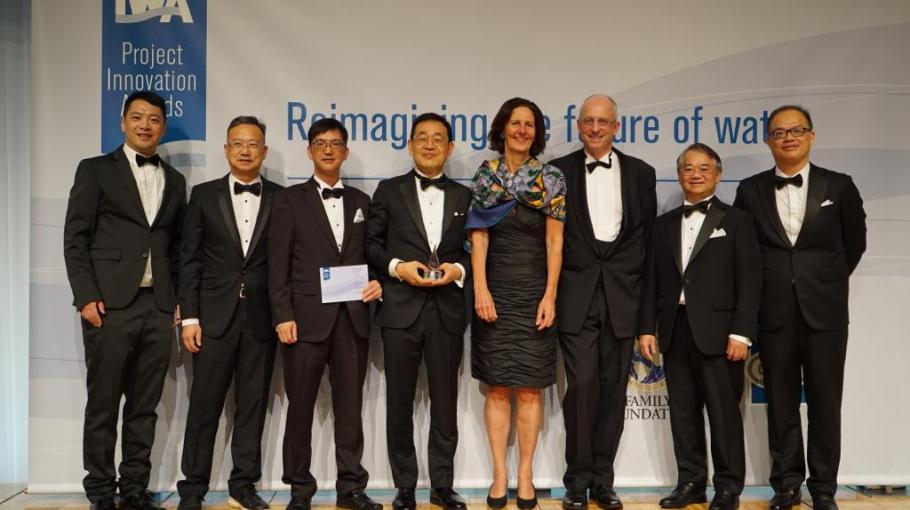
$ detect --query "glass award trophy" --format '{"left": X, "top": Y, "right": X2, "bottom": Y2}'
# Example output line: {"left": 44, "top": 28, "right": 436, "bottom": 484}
{"left": 425, "top": 245, "right": 443, "bottom": 281}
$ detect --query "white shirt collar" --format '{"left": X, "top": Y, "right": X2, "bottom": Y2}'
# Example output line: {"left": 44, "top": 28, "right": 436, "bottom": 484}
{"left": 584, "top": 150, "right": 614, "bottom": 165}
{"left": 122, "top": 143, "right": 158, "bottom": 168}
{"left": 414, "top": 168, "right": 445, "bottom": 180}
{"left": 314, "top": 175, "right": 344, "bottom": 190}
{"left": 774, "top": 162, "right": 810, "bottom": 179}
{"left": 229, "top": 173, "right": 262, "bottom": 187}
{"left": 684, "top": 194, "right": 715, "bottom": 207}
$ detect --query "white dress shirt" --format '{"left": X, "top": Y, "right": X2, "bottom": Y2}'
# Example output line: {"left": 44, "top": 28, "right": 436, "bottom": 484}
{"left": 230, "top": 174, "right": 262, "bottom": 257}
{"left": 585, "top": 151, "right": 623, "bottom": 242}
{"left": 678, "top": 196, "right": 749, "bottom": 346}
{"left": 775, "top": 163, "right": 811, "bottom": 245}
{"left": 389, "top": 170, "right": 465, "bottom": 287}
{"left": 182, "top": 174, "right": 263, "bottom": 328}
{"left": 314, "top": 175, "right": 345, "bottom": 252}
{"left": 122, "top": 144, "right": 164, "bottom": 287}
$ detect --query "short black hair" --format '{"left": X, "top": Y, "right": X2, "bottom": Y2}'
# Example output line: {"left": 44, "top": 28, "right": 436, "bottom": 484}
{"left": 227, "top": 115, "right": 266, "bottom": 139}
{"left": 767, "top": 104, "right": 813, "bottom": 136}
{"left": 488, "top": 97, "right": 547, "bottom": 157}
{"left": 308, "top": 117, "right": 348, "bottom": 144}
{"left": 410, "top": 112, "right": 453, "bottom": 141}
{"left": 122, "top": 91, "right": 167, "bottom": 120}
{"left": 677, "top": 142, "right": 723, "bottom": 173}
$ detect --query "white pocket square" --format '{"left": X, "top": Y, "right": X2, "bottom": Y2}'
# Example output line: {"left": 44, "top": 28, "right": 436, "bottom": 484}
{"left": 709, "top": 228, "right": 727, "bottom": 239}
{"left": 821, "top": 199, "right": 834, "bottom": 207}
{"left": 353, "top": 208, "right": 365, "bottom": 223}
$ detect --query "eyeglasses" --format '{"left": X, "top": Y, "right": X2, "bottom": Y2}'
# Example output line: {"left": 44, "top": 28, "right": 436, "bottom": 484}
{"left": 769, "top": 127, "right": 812, "bottom": 140}
{"left": 413, "top": 135, "right": 448, "bottom": 148}
{"left": 679, "top": 166, "right": 717, "bottom": 176}
{"left": 580, "top": 117, "right": 616, "bottom": 129}
{"left": 311, "top": 140, "right": 346, "bottom": 151}
{"left": 227, "top": 140, "right": 264, "bottom": 151}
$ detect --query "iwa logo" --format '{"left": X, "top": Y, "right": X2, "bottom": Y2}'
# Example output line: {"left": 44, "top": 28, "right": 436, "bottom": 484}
{"left": 115, "top": 0, "right": 194, "bottom": 23}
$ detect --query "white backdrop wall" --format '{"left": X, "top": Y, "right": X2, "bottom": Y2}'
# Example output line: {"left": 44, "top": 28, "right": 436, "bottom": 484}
{"left": 29, "top": 0, "right": 910, "bottom": 493}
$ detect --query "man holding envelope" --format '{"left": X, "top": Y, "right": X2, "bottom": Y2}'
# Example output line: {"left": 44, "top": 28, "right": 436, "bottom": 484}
{"left": 267, "top": 118, "right": 382, "bottom": 510}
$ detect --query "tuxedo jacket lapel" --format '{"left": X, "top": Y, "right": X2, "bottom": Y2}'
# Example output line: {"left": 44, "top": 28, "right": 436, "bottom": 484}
{"left": 614, "top": 150, "right": 637, "bottom": 245}
{"left": 303, "top": 179, "right": 339, "bottom": 251}
{"left": 244, "top": 179, "right": 273, "bottom": 264}
{"left": 569, "top": 151, "right": 601, "bottom": 254}
{"left": 758, "top": 171, "right": 792, "bottom": 246}
{"left": 400, "top": 173, "right": 430, "bottom": 249}
{"left": 795, "top": 165, "right": 828, "bottom": 247}
{"left": 217, "top": 176, "right": 244, "bottom": 256}
{"left": 440, "top": 179, "right": 459, "bottom": 245}
{"left": 687, "top": 199, "right": 727, "bottom": 270}
{"left": 340, "top": 187, "right": 358, "bottom": 254}
{"left": 114, "top": 147, "right": 149, "bottom": 226}
{"left": 150, "top": 165, "right": 175, "bottom": 228}
{"left": 669, "top": 209, "right": 683, "bottom": 275}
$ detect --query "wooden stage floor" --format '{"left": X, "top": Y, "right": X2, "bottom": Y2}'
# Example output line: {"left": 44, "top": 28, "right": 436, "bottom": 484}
{"left": 2, "top": 486, "right": 908, "bottom": 510}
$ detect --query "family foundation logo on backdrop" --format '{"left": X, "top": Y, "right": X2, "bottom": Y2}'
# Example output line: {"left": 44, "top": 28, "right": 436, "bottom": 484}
{"left": 625, "top": 344, "right": 669, "bottom": 420}
{"left": 101, "top": 0, "right": 207, "bottom": 153}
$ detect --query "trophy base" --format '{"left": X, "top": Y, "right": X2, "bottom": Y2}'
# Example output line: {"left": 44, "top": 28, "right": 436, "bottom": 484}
{"left": 425, "top": 269, "right": 443, "bottom": 281}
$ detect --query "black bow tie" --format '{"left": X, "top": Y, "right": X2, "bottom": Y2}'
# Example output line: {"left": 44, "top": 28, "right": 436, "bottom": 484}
{"left": 135, "top": 153, "right": 161, "bottom": 167}
{"left": 586, "top": 154, "right": 613, "bottom": 173}
{"left": 234, "top": 181, "right": 261, "bottom": 196}
{"left": 321, "top": 187, "right": 344, "bottom": 200}
{"left": 774, "top": 174, "right": 803, "bottom": 189}
{"left": 683, "top": 200, "right": 711, "bottom": 217}
{"left": 418, "top": 174, "right": 448, "bottom": 191}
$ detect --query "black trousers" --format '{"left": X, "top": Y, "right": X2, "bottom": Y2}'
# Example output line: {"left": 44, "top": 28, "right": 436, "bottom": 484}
{"left": 759, "top": 295, "right": 847, "bottom": 496}
{"left": 177, "top": 300, "right": 277, "bottom": 498}
{"left": 281, "top": 306, "right": 370, "bottom": 500}
{"left": 81, "top": 288, "right": 173, "bottom": 502}
{"left": 664, "top": 306, "right": 745, "bottom": 493}
{"left": 559, "top": 284, "right": 634, "bottom": 490}
{"left": 382, "top": 297, "right": 463, "bottom": 489}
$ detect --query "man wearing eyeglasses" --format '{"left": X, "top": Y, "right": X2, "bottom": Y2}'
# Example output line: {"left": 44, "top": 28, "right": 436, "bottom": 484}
{"left": 639, "top": 143, "right": 760, "bottom": 510}
{"left": 549, "top": 94, "right": 656, "bottom": 510}
{"left": 176, "top": 116, "right": 282, "bottom": 510}
{"left": 365, "top": 113, "right": 471, "bottom": 510}
{"left": 268, "top": 118, "right": 383, "bottom": 510}
{"left": 733, "top": 105, "right": 867, "bottom": 510}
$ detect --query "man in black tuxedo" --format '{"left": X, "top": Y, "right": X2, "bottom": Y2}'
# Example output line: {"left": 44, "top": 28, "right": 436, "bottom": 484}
{"left": 639, "top": 143, "right": 761, "bottom": 510}
{"left": 176, "top": 116, "right": 282, "bottom": 510}
{"left": 734, "top": 105, "right": 866, "bottom": 510}
{"left": 549, "top": 94, "right": 656, "bottom": 510}
{"left": 268, "top": 118, "right": 383, "bottom": 510}
{"left": 365, "top": 113, "right": 471, "bottom": 510}
{"left": 64, "top": 91, "right": 186, "bottom": 510}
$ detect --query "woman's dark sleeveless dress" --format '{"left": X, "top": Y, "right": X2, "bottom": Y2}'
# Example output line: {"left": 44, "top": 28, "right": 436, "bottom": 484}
{"left": 471, "top": 203, "right": 556, "bottom": 388}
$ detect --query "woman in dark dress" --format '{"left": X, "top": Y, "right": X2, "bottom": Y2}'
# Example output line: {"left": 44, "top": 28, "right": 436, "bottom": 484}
{"left": 466, "top": 97, "right": 565, "bottom": 510}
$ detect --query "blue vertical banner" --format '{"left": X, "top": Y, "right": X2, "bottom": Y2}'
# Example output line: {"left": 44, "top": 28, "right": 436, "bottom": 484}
{"left": 101, "top": 0, "right": 207, "bottom": 152}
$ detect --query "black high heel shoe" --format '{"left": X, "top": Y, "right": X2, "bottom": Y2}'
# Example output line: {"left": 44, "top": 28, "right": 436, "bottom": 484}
{"left": 517, "top": 486, "right": 538, "bottom": 510}
{"left": 486, "top": 487, "right": 507, "bottom": 509}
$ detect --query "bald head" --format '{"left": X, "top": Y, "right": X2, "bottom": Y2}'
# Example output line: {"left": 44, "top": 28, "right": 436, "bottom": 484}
{"left": 578, "top": 94, "right": 620, "bottom": 159}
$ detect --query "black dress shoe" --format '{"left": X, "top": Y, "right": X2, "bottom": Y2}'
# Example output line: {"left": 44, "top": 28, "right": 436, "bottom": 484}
{"left": 516, "top": 486, "right": 537, "bottom": 510}
{"left": 91, "top": 497, "right": 116, "bottom": 510}
{"left": 286, "top": 497, "right": 311, "bottom": 510}
{"left": 769, "top": 488, "right": 802, "bottom": 510}
{"left": 337, "top": 491, "right": 383, "bottom": 510}
{"left": 393, "top": 488, "right": 416, "bottom": 510}
{"left": 592, "top": 485, "right": 623, "bottom": 510}
{"left": 709, "top": 490, "right": 739, "bottom": 510}
{"left": 562, "top": 488, "right": 588, "bottom": 510}
{"left": 229, "top": 485, "right": 269, "bottom": 510}
{"left": 120, "top": 491, "right": 163, "bottom": 510}
{"left": 430, "top": 488, "right": 466, "bottom": 510}
{"left": 486, "top": 486, "right": 508, "bottom": 509}
{"left": 659, "top": 482, "right": 706, "bottom": 509}
{"left": 177, "top": 496, "right": 204, "bottom": 510}
{"left": 812, "top": 494, "right": 839, "bottom": 510}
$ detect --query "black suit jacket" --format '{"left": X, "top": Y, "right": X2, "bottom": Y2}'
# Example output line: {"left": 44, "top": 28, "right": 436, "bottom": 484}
{"left": 365, "top": 170, "right": 472, "bottom": 334}
{"left": 733, "top": 164, "right": 866, "bottom": 331}
{"left": 64, "top": 145, "right": 186, "bottom": 312}
{"left": 267, "top": 178, "right": 373, "bottom": 342}
{"left": 178, "top": 175, "right": 283, "bottom": 339}
{"left": 639, "top": 199, "right": 762, "bottom": 355}
{"left": 549, "top": 147, "right": 657, "bottom": 337}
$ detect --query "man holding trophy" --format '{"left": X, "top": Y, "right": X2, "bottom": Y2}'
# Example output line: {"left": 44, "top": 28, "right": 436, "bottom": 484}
{"left": 366, "top": 112, "right": 472, "bottom": 510}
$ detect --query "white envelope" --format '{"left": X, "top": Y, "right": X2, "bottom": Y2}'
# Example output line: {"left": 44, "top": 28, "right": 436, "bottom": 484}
{"left": 709, "top": 228, "right": 727, "bottom": 239}
{"left": 353, "top": 208, "right": 365, "bottom": 223}
{"left": 821, "top": 199, "right": 834, "bottom": 207}
{"left": 320, "top": 264, "right": 369, "bottom": 303}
